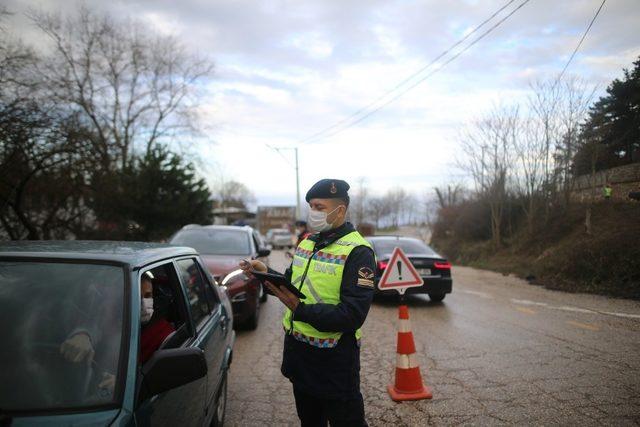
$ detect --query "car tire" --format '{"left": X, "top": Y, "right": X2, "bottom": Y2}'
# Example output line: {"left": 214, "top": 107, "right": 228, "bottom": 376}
{"left": 429, "top": 293, "right": 446, "bottom": 302}
{"left": 210, "top": 373, "right": 227, "bottom": 427}
{"left": 245, "top": 290, "right": 260, "bottom": 330}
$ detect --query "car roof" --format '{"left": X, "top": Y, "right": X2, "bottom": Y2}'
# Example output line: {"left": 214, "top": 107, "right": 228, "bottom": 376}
{"left": 367, "top": 235, "right": 422, "bottom": 241}
{"left": 0, "top": 241, "right": 198, "bottom": 268}
{"left": 179, "top": 225, "right": 252, "bottom": 232}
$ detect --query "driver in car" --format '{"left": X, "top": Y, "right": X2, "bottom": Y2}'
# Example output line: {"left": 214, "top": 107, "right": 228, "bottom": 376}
{"left": 139, "top": 274, "right": 176, "bottom": 364}
{"left": 60, "top": 273, "right": 175, "bottom": 393}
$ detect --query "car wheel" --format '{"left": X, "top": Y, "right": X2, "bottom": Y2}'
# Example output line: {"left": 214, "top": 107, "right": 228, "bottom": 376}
{"left": 429, "top": 293, "right": 446, "bottom": 302}
{"left": 210, "top": 373, "right": 227, "bottom": 427}
{"left": 245, "top": 290, "right": 260, "bottom": 330}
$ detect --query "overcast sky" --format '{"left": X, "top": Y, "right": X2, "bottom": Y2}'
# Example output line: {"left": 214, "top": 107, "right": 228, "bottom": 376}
{"left": 5, "top": 0, "right": 640, "bottom": 208}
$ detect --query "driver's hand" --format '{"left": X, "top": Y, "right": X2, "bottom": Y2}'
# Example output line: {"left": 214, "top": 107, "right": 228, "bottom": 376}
{"left": 60, "top": 332, "right": 95, "bottom": 364}
{"left": 98, "top": 372, "right": 115, "bottom": 394}
{"left": 239, "top": 259, "right": 267, "bottom": 276}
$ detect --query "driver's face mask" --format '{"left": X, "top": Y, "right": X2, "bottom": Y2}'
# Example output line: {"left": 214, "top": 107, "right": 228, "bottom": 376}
{"left": 141, "top": 298, "right": 154, "bottom": 324}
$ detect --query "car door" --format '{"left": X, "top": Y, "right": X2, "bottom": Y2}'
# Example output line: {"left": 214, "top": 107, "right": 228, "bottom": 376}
{"left": 176, "top": 256, "right": 227, "bottom": 420}
{"left": 133, "top": 260, "right": 207, "bottom": 427}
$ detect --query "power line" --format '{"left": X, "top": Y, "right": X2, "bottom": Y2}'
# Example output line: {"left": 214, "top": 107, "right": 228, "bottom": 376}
{"left": 266, "top": 143, "right": 294, "bottom": 168}
{"left": 555, "top": 0, "right": 606, "bottom": 84}
{"left": 299, "top": 0, "right": 521, "bottom": 144}
{"left": 303, "top": 0, "right": 533, "bottom": 144}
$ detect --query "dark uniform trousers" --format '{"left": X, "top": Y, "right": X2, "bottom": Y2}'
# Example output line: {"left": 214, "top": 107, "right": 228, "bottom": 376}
{"left": 293, "top": 386, "right": 367, "bottom": 427}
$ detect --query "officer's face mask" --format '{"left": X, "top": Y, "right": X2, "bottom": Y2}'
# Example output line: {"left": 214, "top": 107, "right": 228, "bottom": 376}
{"left": 141, "top": 297, "right": 154, "bottom": 324}
{"left": 307, "top": 205, "right": 344, "bottom": 232}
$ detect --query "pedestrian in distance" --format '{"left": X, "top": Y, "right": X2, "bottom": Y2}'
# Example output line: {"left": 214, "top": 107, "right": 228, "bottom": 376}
{"left": 603, "top": 182, "right": 612, "bottom": 200}
{"left": 240, "top": 179, "right": 376, "bottom": 427}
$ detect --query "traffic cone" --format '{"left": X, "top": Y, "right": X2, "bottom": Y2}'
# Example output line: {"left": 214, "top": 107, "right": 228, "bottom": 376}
{"left": 388, "top": 304, "right": 433, "bottom": 401}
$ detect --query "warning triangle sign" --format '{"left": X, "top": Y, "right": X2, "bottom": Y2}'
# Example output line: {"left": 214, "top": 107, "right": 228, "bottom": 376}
{"left": 378, "top": 247, "right": 424, "bottom": 292}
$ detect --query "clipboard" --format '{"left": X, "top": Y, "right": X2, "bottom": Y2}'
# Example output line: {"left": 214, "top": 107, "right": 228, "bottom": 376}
{"left": 251, "top": 271, "right": 306, "bottom": 299}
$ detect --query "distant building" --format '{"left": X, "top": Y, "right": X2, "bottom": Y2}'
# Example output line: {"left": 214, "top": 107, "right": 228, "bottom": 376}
{"left": 257, "top": 206, "right": 296, "bottom": 235}
{"left": 212, "top": 206, "right": 256, "bottom": 225}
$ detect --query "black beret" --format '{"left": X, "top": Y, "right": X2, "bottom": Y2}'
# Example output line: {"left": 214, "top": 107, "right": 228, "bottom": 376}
{"left": 305, "top": 179, "right": 350, "bottom": 202}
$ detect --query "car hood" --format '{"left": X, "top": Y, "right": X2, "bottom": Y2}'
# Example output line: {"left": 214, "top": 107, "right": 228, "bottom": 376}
{"left": 201, "top": 254, "right": 244, "bottom": 277}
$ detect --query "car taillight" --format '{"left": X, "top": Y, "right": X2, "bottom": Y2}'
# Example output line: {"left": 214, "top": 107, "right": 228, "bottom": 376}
{"left": 377, "top": 260, "right": 389, "bottom": 270}
{"left": 434, "top": 261, "right": 451, "bottom": 269}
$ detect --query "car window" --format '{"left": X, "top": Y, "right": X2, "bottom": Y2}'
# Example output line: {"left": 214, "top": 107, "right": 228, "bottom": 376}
{"left": 170, "top": 229, "right": 251, "bottom": 256}
{"left": 194, "top": 260, "right": 221, "bottom": 313}
{"left": 371, "top": 239, "right": 437, "bottom": 256}
{"left": 138, "top": 262, "right": 193, "bottom": 366}
{"left": 0, "top": 260, "right": 125, "bottom": 412}
{"left": 175, "top": 258, "right": 211, "bottom": 327}
{"left": 252, "top": 231, "right": 262, "bottom": 251}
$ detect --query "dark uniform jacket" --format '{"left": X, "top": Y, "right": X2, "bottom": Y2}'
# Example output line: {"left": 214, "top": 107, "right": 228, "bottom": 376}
{"left": 270, "top": 222, "right": 376, "bottom": 399}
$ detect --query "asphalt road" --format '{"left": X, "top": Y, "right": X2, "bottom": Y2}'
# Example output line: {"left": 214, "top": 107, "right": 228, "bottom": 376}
{"left": 225, "top": 250, "right": 640, "bottom": 426}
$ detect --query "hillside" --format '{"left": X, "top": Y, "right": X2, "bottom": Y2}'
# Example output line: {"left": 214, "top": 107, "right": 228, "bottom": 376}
{"left": 431, "top": 201, "right": 640, "bottom": 300}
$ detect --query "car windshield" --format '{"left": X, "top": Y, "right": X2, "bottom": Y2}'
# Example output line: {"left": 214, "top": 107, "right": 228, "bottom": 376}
{"left": 0, "top": 260, "right": 125, "bottom": 412}
{"left": 372, "top": 239, "right": 437, "bottom": 257}
{"left": 171, "top": 229, "right": 251, "bottom": 255}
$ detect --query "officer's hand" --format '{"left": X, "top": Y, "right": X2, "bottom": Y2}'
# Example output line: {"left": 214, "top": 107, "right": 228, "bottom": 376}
{"left": 60, "top": 332, "right": 95, "bottom": 364}
{"left": 239, "top": 259, "right": 267, "bottom": 278}
{"left": 265, "top": 281, "right": 299, "bottom": 311}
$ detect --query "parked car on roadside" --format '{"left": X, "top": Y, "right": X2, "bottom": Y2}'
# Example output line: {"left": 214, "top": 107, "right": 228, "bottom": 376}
{"left": 265, "top": 228, "right": 294, "bottom": 249}
{"left": 170, "top": 225, "right": 271, "bottom": 329}
{"left": 0, "top": 241, "right": 234, "bottom": 426}
{"left": 366, "top": 236, "right": 452, "bottom": 301}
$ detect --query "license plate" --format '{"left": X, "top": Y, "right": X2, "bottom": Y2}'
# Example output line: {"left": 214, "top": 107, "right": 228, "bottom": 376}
{"left": 418, "top": 268, "right": 431, "bottom": 276}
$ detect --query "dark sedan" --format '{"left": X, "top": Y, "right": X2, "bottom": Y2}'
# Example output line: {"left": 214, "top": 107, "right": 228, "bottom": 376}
{"left": 367, "top": 236, "right": 452, "bottom": 301}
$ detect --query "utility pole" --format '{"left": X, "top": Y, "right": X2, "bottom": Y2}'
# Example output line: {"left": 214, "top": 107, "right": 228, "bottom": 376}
{"left": 268, "top": 145, "right": 301, "bottom": 219}
{"left": 295, "top": 147, "right": 301, "bottom": 219}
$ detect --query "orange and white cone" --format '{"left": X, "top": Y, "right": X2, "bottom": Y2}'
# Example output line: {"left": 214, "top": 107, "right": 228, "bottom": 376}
{"left": 388, "top": 304, "right": 433, "bottom": 401}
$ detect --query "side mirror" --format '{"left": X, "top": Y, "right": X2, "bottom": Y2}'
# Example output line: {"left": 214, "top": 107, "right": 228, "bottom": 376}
{"left": 257, "top": 248, "right": 271, "bottom": 257}
{"left": 139, "top": 347, "right": 207, "bottom": 402}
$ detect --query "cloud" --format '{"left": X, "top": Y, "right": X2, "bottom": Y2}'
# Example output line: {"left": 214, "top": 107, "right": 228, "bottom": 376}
{"left": 3, "top": 0, "right": 640, "bottom": 206}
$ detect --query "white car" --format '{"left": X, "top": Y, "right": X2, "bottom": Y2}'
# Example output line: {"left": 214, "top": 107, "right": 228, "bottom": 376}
{"left": 266, "top": 228, "right": 294, "bottom": 249}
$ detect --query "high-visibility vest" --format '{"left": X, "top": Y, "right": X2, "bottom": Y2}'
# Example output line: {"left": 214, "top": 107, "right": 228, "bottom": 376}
{"left": 603, "top": 186, "right": 612, "bottom": 197}
{"left": 282, "top": 230, "right": 372, "bottom": 348}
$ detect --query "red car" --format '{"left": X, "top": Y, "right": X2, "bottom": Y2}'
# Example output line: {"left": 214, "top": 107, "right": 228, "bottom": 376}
{"left": 170, "top": 225, "right": 271, "bottom": 329}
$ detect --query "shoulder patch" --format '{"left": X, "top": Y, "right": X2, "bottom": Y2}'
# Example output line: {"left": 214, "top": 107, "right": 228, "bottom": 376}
{"left": 358, "top": 267, "right": 374, "bottom": 280}
{"left": 356, "top": 266, "right": 375, "bottom": 288}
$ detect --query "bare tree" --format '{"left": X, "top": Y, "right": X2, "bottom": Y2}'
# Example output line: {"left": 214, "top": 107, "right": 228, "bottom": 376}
{"left": 351, "top": 177, "right": 369, "bottom": 226}
{"left": 213, "top": 179, "right": 256, "bottom": 210}
{"left": 434, "top": 184, "right": 463, "bottom": 210}
{"left": 29, "top": 7, "right": 214, "bottom": 171}
{"left": 368, "top": 196, "right": 390, "bottom": 230}
{"left": 458, "top": 104, "right": 518, "bottom": 248}
{"left": 554, "top": 77, "right": 597, "bottom": 206}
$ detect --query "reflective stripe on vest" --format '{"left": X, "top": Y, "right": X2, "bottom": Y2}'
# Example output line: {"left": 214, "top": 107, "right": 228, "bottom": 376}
{"left": 282, "top": 230, "right": 373, "bottom": 347}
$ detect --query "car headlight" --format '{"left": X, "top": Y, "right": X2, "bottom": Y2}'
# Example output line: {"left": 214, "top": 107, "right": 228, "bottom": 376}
{"left": 221, "top": 269, "right": 247, "bottom": 285}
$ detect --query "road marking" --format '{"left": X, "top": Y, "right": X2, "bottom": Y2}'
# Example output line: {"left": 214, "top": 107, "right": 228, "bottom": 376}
{"left": 510, "top": 299, "right": 549, "bottom": 307}
{"left": 600, "top": 311, "right": 640, "bottom": 320}
{"left": 515, "top": 307, "right": 536, "bottom": 315}
{"left": 510, "top": 299, "right": 640, "bottom": 321}
{"left": 458, "top": 289, "right": 494, "bottom": 299}
{"left": 567, "top": 320, "right": 600, "bottom": 331}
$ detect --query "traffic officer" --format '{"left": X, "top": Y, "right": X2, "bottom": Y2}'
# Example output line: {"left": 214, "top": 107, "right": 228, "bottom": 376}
{"left": 294, "top": 220, "right": 311, "bottom": 247}
{"left": 240, "top": 179, "right": 375, "bottom": 426}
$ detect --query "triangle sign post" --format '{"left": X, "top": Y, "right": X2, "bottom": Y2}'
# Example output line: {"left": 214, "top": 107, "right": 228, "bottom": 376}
{"left": 378, "top": 247, "right": 423, "bottom": 295}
